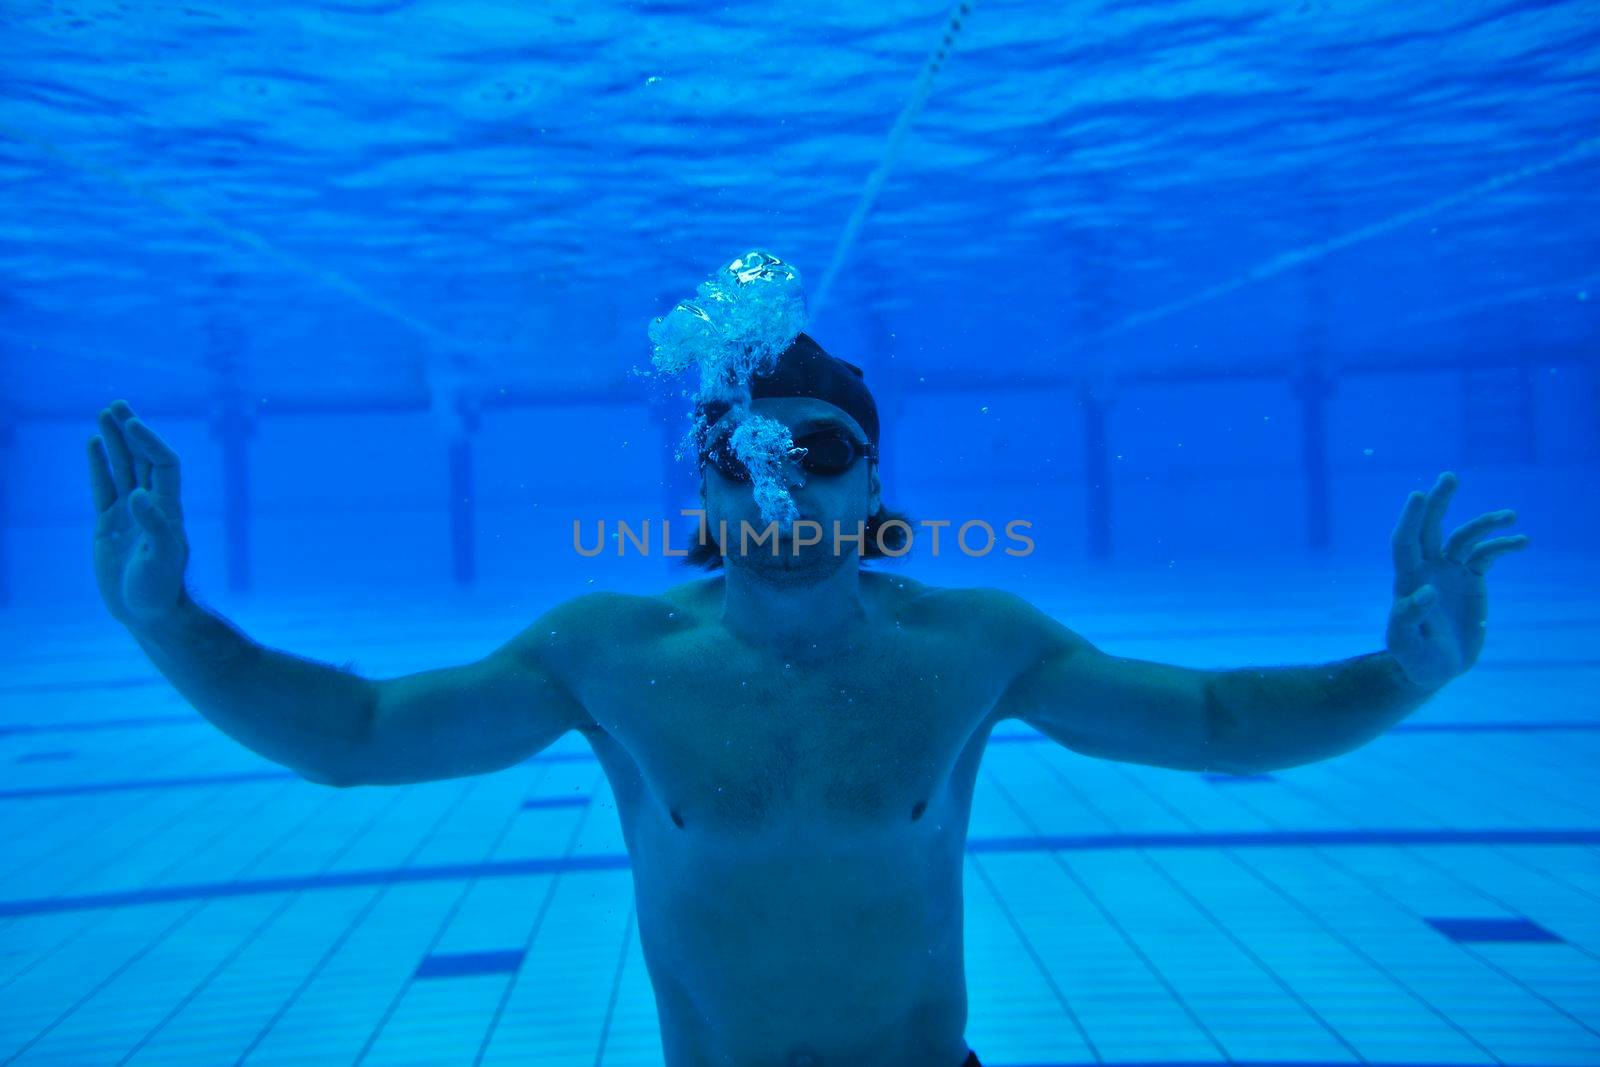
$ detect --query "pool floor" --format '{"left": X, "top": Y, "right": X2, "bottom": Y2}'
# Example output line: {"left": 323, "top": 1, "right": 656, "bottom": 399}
{"left": 2, "top": 562, "right": 1597, "bottom": 1066}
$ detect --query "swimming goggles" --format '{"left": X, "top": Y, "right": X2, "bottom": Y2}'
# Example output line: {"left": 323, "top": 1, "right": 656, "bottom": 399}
{"left": 704, "top": 427, "right": 878, "bottom": 484}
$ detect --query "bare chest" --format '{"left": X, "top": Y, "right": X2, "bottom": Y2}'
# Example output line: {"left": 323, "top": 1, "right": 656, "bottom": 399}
{"left": 581, "top": 626, "right": 1003, "bottom": 834}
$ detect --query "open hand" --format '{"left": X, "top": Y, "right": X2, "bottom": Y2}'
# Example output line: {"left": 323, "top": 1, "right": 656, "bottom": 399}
{"left": 1386, "top": 471, "right": 1528, "bottom": 690}
{"left": 88, "top": 400, "right": 191, "bottom": 627}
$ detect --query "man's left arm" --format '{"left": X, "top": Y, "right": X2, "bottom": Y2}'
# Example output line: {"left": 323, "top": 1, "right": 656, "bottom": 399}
{"left": 990, "top": 471, "right": 1528, "bottom": 775}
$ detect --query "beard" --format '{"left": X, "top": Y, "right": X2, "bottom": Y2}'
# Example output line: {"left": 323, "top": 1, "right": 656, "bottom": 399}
{"left": 729, "top": 529, "right": 857, "bottom": 586}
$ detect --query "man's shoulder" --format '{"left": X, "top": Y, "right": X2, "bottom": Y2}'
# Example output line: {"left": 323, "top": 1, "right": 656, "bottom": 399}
{"left": 856, "top": 572, "right": 1016, "bottom": 616}
{"left": 894, "top": 580, "right": 1091, "bottom": 655}
{"left": 878, "top": 576, "right": 1021, "bottom": 617}
{"left": 543, "top": 587, "right": 691, "bottom": 632}
{"left": 659, "top": 574, "right": 724, "bottom": 611}
{"left": 499, "top": 588, "right": 688, "bottom": 667}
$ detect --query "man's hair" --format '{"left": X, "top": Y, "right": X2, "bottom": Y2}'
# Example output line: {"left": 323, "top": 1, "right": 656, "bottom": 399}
{"left": 680, "top": 504, "right": 916, "bottom": 569}
{"left": 681, "top": 329, "right": 904, "bottom": 568}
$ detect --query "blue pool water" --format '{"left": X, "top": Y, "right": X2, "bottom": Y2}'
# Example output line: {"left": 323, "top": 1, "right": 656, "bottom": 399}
{"left": 2, "top": 2, "right": 1598, "bottom": 1064}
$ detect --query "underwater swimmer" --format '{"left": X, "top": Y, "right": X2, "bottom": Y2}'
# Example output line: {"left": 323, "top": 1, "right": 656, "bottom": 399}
{"left": 90, "top": 322, "right": 1527, "bottom": 1067}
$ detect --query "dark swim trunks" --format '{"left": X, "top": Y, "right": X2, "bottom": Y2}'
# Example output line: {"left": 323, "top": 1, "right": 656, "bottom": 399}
{"left": 962, "top": 1052, "right": 982, "bottom": 1067}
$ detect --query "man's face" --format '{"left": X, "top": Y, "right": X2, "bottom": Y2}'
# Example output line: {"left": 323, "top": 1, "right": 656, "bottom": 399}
{"left": 699, "top": 396, "right": 882, "bottom": 578}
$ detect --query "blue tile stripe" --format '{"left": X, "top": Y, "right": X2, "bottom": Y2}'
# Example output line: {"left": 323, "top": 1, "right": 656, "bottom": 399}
{"left": 1426, "top": 916, "right": 1563, "bottom": 943}
{"left": 16, "top": 750, "right": 76, "bottom": 763}
{"left": 414, "top": 949, "right": 526, "bottom": 978}
{"left": 0, "top": 770, "right": 296, "bottom": 799}
{"left": 1390, "top": 720, "right": 1600, "bottom": 732}
{"left": 6, "top": 720, "right": 1597, "bottom": 800}
{"left": 988, "top": 720, "right": 1600, "bottom": 743}
{"left": 3, "top": 827, "right": 1597, "bottom": 918}
{"left": 0, "top": 853, "right": 633, "bottom": 917}
{"left": 0, "top": 676, "right": 170, "bottom": 696}
{"left": 964, "top": 828, "right": 1600, "bottom": 851}
{"left": 0, "top": 750, "right": 600, "bottom": 799}
{"left": 521, "top": 795, "right": 591, "bottom": 809}
{"left": 0, "top": 714, "right": 196, "bottom": 737}
{"left": 974, "top": 1062, "right": 1590, "bottom": 1067}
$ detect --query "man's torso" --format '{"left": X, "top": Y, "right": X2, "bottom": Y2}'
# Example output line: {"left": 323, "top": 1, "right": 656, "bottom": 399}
{"left": 546, "top": 571, "right": 1032, "bottom": 1067}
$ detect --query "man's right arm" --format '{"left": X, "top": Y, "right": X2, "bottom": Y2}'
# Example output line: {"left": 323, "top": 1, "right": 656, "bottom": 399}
{"left": 129, "top": 591, "right": 596, "bottom": 787}
{"left": 94, "top": 400, "right": 594, "bottom": 787}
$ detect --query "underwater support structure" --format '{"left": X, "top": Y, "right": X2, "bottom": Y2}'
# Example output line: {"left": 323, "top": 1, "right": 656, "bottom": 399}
{"left": 203, "top": 293, "right": 255, "bottom": 593}
{"left": 208, "top": 403, "right": 256, "bottom": 594}
{"left": 1293, "top": 368, "right": 1333, "bottom": 552}
{"left": 1295, "top": 245, "right": 1333, "bottom": 552}
{"left": 860, "top": 306, "right": 906, "bottom": 499}
{"left": 1070, "top": 219, "right": 1119, "bottom": 562}
{"left": 1080, "top": 376, "right": 1114, "bottom": 560}
{"left": 0, "top": 413, "right": 10, "bottom": 607}
{"left": 448, "top": 403, "right": 481, "bottom": 586}
{"left": 650, "top": 394, "right": 694, "bottom": 564}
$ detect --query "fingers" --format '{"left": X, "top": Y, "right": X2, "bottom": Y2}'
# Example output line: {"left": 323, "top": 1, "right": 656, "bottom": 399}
{"left": 1466, "top": 535, "right": 1530, "bottom": 575}
{"left": 107, "top": 400, "right": 151, "bottom": 491}
{"left": 97, "top": 406, "right": 137, "bottom": 495}
{"left": 1390, "top": 490, "right": 1426, "bottom": 578}
{"left": 1418, "top": 471, "right": 1457, "bottom": 559}
{"left": 1444, "top": 509, "right": 1516, "bottom": 563}
{"left": 122, "top": 417, "right": 182, "bottom": 504}
{"left": 87, "top": 435, "right": 118, "bottom": 513}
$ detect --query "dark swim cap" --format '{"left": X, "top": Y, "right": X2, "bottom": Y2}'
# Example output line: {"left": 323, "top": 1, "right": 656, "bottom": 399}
{"left": 697, "top": 332, "right": 880, "bottom": 446}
